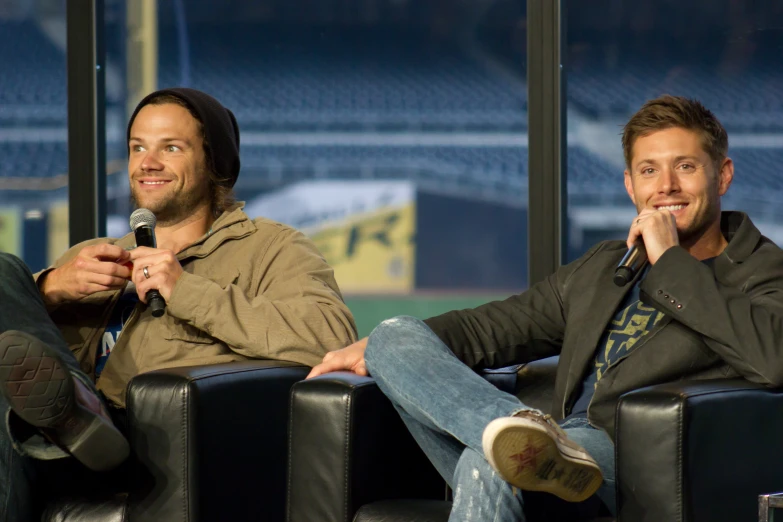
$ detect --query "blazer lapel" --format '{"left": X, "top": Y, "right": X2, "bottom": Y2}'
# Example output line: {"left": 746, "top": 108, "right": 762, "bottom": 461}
{"left": 562, "top": 258, "right": 639, "bottom": 399}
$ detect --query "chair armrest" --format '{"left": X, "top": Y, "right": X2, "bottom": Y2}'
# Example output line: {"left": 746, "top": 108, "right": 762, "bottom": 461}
{"left": 616, "top": 378, "right": 783, "bottom": 522}
{"left": 124, "top": 360, "right": 309, "bottom": 522}
{"left": 286, "top": 372, "right": 446, "bottom": 522}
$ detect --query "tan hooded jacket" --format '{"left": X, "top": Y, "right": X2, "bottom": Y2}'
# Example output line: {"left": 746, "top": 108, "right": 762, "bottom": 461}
{"left": 36, "top": 205, "right": 357, "bottom": 407}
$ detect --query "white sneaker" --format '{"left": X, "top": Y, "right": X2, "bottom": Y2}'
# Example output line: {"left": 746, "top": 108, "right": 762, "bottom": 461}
{"left": 482, "top": 411, "right": 603, "bottom": 502}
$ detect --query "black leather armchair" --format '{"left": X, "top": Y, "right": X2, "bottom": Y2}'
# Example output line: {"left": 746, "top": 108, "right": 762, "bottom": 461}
{"left": 616, "top": 379, "right": 783, "bottom": 522}
{"left": 42, "top": 360, "right": 309, "bottom": 522}
{"left": 286, "top": 357, "right": 783, "bottom": 522}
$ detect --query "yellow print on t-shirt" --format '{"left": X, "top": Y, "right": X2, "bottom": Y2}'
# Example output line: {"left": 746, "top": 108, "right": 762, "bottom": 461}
{"left": 595, "top": 301, "right": 664, "bottom": 383}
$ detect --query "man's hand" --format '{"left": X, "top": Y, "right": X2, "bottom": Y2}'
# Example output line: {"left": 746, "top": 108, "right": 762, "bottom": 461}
{"left": 307, "top": 337, "right": 369, "bottom": 379}
{"left": 627, "top": 209, "right": 679, "bottom": 264}
{"left": 41, "top": 244, "right": 132, "bottom": 305}
{"left": 128, "top": 247, "right": 184, "bottom": 303}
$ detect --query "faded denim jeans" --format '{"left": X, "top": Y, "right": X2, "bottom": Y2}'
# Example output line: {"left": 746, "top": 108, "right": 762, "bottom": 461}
{"left": 364, "top": 315, "right": 616, "bottom": 522}
{"left": 0, "top": 253, "right": 116, "bottom": 522}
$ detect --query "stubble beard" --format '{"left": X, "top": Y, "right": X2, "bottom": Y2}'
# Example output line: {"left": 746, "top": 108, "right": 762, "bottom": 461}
{"left": 677, "top": 199, "right": 721, "bottom": 248}
{"left": 130, "top": 175, "right": 212, "bottom": 227}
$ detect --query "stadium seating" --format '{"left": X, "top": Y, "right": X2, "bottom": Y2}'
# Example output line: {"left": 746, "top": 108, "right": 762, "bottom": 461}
{"left": 2, "top": 136, "right": 780, "bottom": 215}
{"left": 0, "top": 141, "right": 125, "bottom": 182}
{"left": 157, "top": 25, "right": 527, "bottom": 131}
{"left": 568, "top": 62, "right": 783, "bottom": 132}
{"left": 725, "top": 148, "right": 783, "bottom": 195}
{"left": 2, "top": 20, "right": 781, "bottom": 132}
{"left": 0, "top": 21, "right": 67, "bottom": 125}
{"left": 0, "top": 141, "right": 68, "bottom": 180}
{"left": 0, "top": 18, "right": 781, "bottom": 211}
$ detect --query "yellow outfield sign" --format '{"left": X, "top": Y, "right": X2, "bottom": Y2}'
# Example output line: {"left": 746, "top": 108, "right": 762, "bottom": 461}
{"left": 48, "top": 202, "right": 69, "bottom": 265}
{"left": 0, "top": 207, "right": 21, "bottom": 255}
{"left": 312, "top": 203, "right": 415, "bottom": 294}
{"left": 244, "top": 180, "right": 416, "bottom": 294}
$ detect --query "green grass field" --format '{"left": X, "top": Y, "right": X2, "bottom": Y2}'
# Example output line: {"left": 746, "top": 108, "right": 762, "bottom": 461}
{"left": 344, "top": 294, "right": 510, "bottom": 337}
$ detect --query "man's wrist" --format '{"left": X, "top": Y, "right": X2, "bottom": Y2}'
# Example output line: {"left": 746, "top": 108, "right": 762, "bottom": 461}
{"left": 38, "top": 269, "right": 63, "bottom": 306}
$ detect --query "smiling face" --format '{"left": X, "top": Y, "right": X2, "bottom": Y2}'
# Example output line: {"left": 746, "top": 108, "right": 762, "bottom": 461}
{"left": 128, "top": 103, "right": 211, "bottom": 226}
{"left": 624, "top": 126, "right": 734, "bottom": 245}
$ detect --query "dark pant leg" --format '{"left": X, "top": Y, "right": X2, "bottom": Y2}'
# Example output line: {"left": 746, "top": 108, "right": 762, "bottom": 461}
{"left": 0, "top": 253, "right": 87, "bottom": 381}
{"left": 0, "top": 253, "right": 107, "bottom": 458}
{"left": 0, "top": 397, "right": 39, "bottom": 522}
{"left": 0, "top": 398, "right": 129, "bottom": 522}
{"left": 0, "top": 254, "right": 73, "bottom": 520}
{"left": 0, "top": 253, "right": 121, "bottom": 520}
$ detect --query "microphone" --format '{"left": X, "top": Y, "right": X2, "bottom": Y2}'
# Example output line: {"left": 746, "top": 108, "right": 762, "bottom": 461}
{"left": 129, "top": 208, "right": 166, "bottom": 317}
{"left": 613, "top": 241, "right": 648, "bottom": 287}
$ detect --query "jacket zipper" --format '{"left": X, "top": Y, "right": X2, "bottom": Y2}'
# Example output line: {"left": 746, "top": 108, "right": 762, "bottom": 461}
{"left": 112, "top": 303, "right": 140, "bottom": 351}
{"left": 81, "top": 289, "right": 124, "bottom": 379}
{"left": 96, "top": 284, "right": 141, "bottom": 378}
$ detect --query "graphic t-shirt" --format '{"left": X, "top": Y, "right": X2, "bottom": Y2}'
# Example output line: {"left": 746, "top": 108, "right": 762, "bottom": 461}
{"left": 96, "top": 283, "right": 138, "bottom": 379}
{"left": 569, "top": 267, "right": 663, "bottom": 418}
{"left": 569, "top": 258, "right": 715, "bottom": 418}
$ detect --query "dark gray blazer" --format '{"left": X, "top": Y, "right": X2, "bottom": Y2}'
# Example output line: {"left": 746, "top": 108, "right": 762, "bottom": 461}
{"left": 425, "top": 211, "right": 783, "bottom": 441}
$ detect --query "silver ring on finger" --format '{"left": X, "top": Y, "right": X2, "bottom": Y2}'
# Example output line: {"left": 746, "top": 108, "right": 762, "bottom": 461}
{"left": 143, "top": 266, "right": 151, "bottom": 279}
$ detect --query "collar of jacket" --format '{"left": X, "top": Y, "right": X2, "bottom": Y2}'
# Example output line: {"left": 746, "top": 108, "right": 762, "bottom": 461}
{"left": 719, "top": 210, "right": 760, "bottom": 265}
{"left": 114, "top": 203, "right": 256, "bottom": 259}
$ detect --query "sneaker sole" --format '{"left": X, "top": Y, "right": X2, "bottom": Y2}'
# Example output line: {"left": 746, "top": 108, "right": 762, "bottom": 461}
{"left": 0, "top": 330, "right": 73, "bottom": 427}
{"left": 0, "top": 331, "right": 129, "bottom": 471}
{"left": 482, "top": 417, "right": 603, "bottom": 503}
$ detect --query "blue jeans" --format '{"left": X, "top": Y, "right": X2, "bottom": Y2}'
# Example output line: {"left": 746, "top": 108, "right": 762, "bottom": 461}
{"left": 0, "top": 253, "right": 114, "bottom": 521}
{"left": 364, "top": 316, "right": 616, "bottom": 522}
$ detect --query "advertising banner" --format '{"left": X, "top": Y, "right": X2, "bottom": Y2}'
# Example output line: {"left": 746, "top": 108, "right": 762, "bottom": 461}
{"left": 48, "top": 201, "right": 69, "bottom": 265}
{"left": 245, "top": 180, "right": 415, "bottom": 294}
{"left": 0, "top": 207, "right": 21, "bottom": 255}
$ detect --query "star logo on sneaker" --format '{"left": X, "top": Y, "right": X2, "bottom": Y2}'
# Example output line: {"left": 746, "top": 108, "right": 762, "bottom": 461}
{"left": 510, "top": 444, "right": 545, "bottom": 475}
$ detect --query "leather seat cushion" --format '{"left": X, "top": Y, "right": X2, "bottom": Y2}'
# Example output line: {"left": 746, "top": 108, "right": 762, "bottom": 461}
{"left": 353, "top": 500, "right": 452, "bottom": 522}
{"left": 42, "top": 494, "right": 128, "bottom": 522}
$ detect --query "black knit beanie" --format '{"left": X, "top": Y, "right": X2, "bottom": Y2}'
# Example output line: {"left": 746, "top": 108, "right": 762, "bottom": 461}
{"left": 127, "top": 87, "right": 241, "bottom": 188}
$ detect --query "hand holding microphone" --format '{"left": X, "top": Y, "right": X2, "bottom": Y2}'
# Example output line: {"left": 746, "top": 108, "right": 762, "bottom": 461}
{"left": 613, "top": 241, "right": 648, "bottom": 286}
{"left": 614, "top": 209, "right": 679, "bottom": 286}
{"left": 129, "top": 209, "right": 184, "bottom": 317}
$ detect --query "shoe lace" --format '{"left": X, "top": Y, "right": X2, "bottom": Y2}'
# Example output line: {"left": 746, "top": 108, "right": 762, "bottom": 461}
{"left": 515, "top": 410, "right": 568, "bottom": 438}
{"left": 540, "top": 413, "right": 568, "bottom": 438}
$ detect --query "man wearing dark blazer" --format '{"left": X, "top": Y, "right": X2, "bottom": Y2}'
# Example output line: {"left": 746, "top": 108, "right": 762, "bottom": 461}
{"left": 307, "top": 95, "right": 783, "bottom": 521}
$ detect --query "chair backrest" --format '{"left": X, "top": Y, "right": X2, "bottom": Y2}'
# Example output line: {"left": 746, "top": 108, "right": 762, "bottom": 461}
{"left": 513, "top": 356, "right": 559, "bottom": 414}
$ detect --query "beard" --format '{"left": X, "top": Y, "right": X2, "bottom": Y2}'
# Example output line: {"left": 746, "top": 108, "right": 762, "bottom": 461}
{"left": 130, "top": 172, "right": 212, "bottom": 227}
{"left": 676, "top": 199, "right": 721, "bottom": 247}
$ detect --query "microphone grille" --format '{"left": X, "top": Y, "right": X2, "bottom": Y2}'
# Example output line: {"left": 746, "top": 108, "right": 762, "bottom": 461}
{"left": 129, "top": 208, "right": 156, "bottom": 231}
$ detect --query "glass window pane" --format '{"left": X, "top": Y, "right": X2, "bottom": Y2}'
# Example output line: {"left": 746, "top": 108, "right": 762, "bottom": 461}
{"left": 567, "top": 2, "right": 783, "bottom": 261}
{"left": 0, "top": 3, "right": 68, "bottom": 272}
{"left": 108, "top": 1, "right": 529, "bottom": 335}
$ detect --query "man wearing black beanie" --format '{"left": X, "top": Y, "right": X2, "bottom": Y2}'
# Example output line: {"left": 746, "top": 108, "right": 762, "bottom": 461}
{"left": 127, "top": 87, "right": 242, "bottom": 215}
{"left": 0, "top": 87, "right": 357, "bottom": 521}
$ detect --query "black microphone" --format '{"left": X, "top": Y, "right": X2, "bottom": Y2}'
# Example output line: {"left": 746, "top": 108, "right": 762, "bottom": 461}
{"left": 613, "top": 241, "right": 648, "bottom": 287}
{"left": 129, "top": 208, "right": 166, "bottom": 317}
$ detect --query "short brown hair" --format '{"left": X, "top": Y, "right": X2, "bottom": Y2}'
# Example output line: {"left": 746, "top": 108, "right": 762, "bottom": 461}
{"left": 622, "top": 95, "right": 728, "bottom": 169}
{"left": 140, "top": 93, "right": 237, "bottom": 216}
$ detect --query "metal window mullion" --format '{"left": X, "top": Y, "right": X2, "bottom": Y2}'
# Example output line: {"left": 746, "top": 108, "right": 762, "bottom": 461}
{"left": 527, "top": 0, "right": 567, "bottom": 285}
{"left": 67, "top": 0, "right": 107, "bottom": 246}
